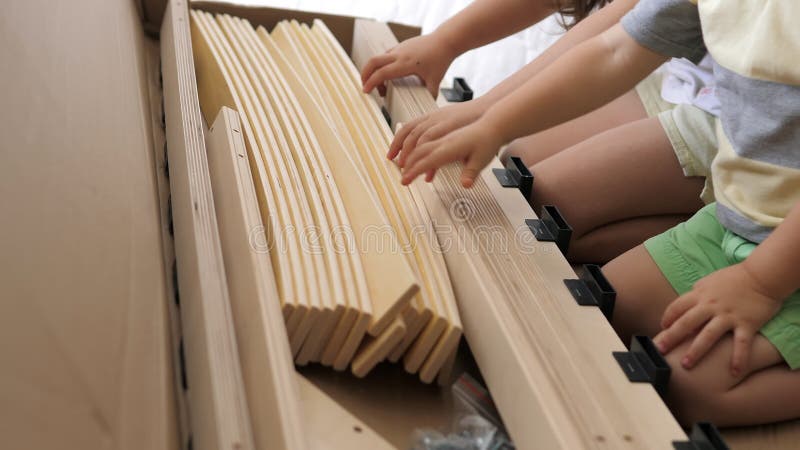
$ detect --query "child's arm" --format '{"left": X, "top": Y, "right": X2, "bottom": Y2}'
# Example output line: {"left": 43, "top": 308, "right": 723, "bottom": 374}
{"left": 656, "top": 203, "right": 800, "bottom": 375}
{"left": 388, "top": 0, "right": 639, "bottom": 163}
{"left": 399, "top": 24, "right": 667, "bottom": 187}
{"left": 362, "top": 0, "right": 556, "bottom": 97}
{"left": 478, "top": 0, "right": 638, "bottom": 106}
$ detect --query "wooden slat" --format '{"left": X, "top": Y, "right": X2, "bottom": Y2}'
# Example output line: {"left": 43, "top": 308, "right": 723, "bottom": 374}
{"left": 209, "top": 10, "right": 332, "bottom": 357}
{"left": 193, "top": 10, "right": 322, "bottom": 356}
{"left": 230, "top": 16, "right": 374, "bottom": 368}
{"left": 214, "top": 13, "right": 346, "bottom": 365}
{"left": 161, "top": 3, "right": 255, "bottom": 450}
{"left": 353, "top": 18, "right": 689, "bottom": 449}
{"left": 310, "top": 19, "right": 462, "bottom": 381}
{"left": 205, "top": 107, "right": 307, "bottom": 450}
{"left": 190, "top": 9, "right": 304, "bottom": 334}
{"left": 259, "top": 27, "right": 419, "bottom": 339}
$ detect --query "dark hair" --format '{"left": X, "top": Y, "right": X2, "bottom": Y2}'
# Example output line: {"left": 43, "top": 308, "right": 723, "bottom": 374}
{"left": 554, "top": 0, "right": 612, "bottom": 29}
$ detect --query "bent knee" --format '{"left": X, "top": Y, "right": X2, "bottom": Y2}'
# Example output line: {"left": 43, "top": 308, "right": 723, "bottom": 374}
{"left": 664, "top": 353, "right": 729, "bottom": 426}
{"left": 502, "top": 135, "right": 554, "bottom": 167}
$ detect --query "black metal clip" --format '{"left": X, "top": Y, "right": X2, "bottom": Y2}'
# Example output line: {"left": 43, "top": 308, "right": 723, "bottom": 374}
{"left": 673, "top": 422, "right": 729, "bottom": 450}
{"left": 526, "top": 205, "right": 572, "bottom": 254}
{"left": 441, "top": 77, "right": 474, "bottom": 102}
{"left": 493, "top": 156, "right": 533, "bottom": 199}
{"left": 563, "top": 264, "right": 616, "bottom": 319}
{"left": 613, "top": 335, "right": 671, "bottom": 397}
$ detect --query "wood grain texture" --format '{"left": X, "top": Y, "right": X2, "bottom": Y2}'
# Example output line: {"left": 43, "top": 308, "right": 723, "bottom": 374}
{"left": 261, "top": 27, "right": 419, "bottom": 338}
{"left": 162, "top": 3, "right": 254, "bottom": 450}
{"left": 353, "top": 18, "right": 689, "bottom": 449}
{"left": 193, "top": 10, "right": 322, "bottom": 356}
{"left": 312, "top": 19, "right": 462, "bottom": 381}
{"left": 205, "top": 107, "right": 307, "bottom": 450}
{"left": 232, "top": 16, "right": 373, "bottom": 368}
{"left": 214, "top": 13, "right": 344, "bottom": 365}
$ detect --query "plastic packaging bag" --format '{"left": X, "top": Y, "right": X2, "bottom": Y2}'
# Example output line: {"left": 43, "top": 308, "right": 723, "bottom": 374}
{"left": 410, "top": 374, "right": 514, "bottom": 450}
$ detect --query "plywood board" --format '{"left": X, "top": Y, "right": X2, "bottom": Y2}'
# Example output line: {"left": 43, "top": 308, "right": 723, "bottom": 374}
{"left": 161, "top": 3, "right": 255, "bottom": 450}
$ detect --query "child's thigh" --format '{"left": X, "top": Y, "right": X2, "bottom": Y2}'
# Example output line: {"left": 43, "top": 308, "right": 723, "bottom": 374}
{"left": 529, "top": 116, "right": 705, "bottom": 235}
{"left": 501, "top": 89, "right": 647, "bottom": 166}
{"left": 602, "top": 245, "right": 680, "bottom": 341}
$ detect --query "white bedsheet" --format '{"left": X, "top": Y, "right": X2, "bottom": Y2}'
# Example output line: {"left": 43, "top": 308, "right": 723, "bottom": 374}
{"left": 213, "top": 0, "right": 566, "bottom": 97}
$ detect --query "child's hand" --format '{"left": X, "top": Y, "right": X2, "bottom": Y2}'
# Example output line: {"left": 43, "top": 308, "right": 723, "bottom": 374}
{"left": 361, "top": 34, "right": 457, "bottom": 98}
{"left": 654, "top": 263, "right": 783, "bottom": 376}
{"left": 388, "top": 100, "right": 486, "bottom": 166}
{"left": 398, "top": 118, "right": 502, "bottom": 188}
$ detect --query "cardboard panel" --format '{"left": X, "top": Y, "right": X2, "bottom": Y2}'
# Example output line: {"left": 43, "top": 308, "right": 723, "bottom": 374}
{"left": 0, "top": 0, "right": 178, "bottom": 449}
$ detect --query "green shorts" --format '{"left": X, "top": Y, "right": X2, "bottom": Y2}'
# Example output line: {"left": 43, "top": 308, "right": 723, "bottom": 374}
{"left": 635, "top": 72, "right": 718, "bottom": 204}
{"left": 644, "top": 203, "right": 800, "bottom": 369}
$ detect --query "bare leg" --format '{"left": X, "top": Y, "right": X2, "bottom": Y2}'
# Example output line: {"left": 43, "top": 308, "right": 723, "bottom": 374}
{"left": 664, "top": 335, "right": 798, "bottom": 427}
{"left": 573, "top": 215, "right": 691, "bottom": 263}
{"left": 603, "top": 245, "right": 681, "bottom": 344}
{"left": 604, "top": 246, "right": 800, "bottom": 427}
{"left": 530, "top": 117, "right": 705, "bottom": 263}
{"left": 501, "top": 90, "right": 647, "bottom": 166}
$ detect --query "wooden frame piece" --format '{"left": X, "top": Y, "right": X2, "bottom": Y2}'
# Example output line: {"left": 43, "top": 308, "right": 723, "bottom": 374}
{"left": 205, "top": 107, "right": 307, "bottom": 450}
{"left": 161, "top": 4, "right": 255, "bottom": 450}
{"left": 353, "top": 18, "right": 689, "bottom": 449}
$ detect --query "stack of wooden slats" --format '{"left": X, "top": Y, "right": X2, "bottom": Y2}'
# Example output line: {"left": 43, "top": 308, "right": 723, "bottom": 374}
{"left": 190, "top": 9, "right": 461, "bottom": 382}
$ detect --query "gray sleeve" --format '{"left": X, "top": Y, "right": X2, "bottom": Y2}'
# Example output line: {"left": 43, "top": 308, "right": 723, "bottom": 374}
{"left": 621, "top": 0, "right": 706, "bottom": 63}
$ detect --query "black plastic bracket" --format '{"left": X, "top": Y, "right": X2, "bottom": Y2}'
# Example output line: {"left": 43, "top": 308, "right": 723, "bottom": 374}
{"left": 493, "top": 156, "right": 533, "bottom": 199}
{"left": 526, "top": 205, "right": 572, "bottom": 254}
{"left": 673, "top": 422, "right": 730, "bottom": 450}
{"left": 563, "top": 264, "right": 616, "bottom": 319}
{"left": 613, "top": 335, "right": 670, "bottom": 397}
{"left": 441, "top": 77, "right": 474, "bottom": 102}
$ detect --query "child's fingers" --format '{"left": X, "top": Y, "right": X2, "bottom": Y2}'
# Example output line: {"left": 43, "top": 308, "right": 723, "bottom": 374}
{"left": 416, "top": 121, "right": 453, "bottom": 147}
{"left": 361, "top": 52, "right": 395, "bottom": 85}
{"left": 660, "top": 292, "right": 697, "bottom": 330}
{"left": 655, "top": 304, "right": 711, "bottom": 354}
{"left": 402, "top": 141, "right": 435, "bottom": 179}
{"left": 363, "top": 63, "right": 408, "bottom": 95}
{"left": 388, "top": 117, "right": 424, "bottom": 160}
{"left": 730, "top": 327, "right": 754, "bottom": 377}
{"left": 683, "top": 316, "right": 729, "bottom": 369}
{"left": 402, "top": 142, "right": 460, "bottom": 185}
{"left": 424, "top": 169, "right": 437, "bottom": 182}
{"left": 460, "top": 152, "right": 492, "bottom": 188}
{"left": 400, "top": 120, "right": 433, "bottom": 167}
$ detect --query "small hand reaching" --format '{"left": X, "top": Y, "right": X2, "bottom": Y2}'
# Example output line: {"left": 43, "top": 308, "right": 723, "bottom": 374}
{"left": 361, "top": 34, "right": 457, "bottom": 98}
{"left": 398, "top": 118, "right": 503, "bottom": 188}
{"left": 654, "top": 263, "right": 783, "bottom": 376}
{"left": 389, "top": 100, "right": 486, "bottom": 166}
